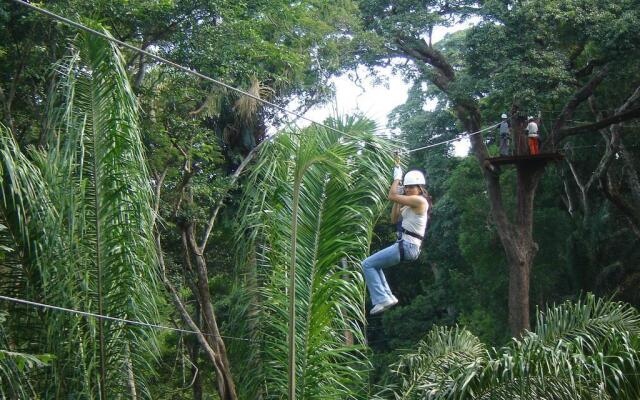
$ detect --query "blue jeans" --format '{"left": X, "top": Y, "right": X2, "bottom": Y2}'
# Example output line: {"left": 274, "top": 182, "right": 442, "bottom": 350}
{"left": 362, "top": 241, "right": 420, "bottom": 305}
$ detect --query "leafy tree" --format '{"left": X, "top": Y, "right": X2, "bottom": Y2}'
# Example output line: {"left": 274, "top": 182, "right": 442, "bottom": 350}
{"left": 0, "top": 29, "right": 161, "bottom": 398}
{"left": 347, "top": 0, "right": 640, "bottom": 335}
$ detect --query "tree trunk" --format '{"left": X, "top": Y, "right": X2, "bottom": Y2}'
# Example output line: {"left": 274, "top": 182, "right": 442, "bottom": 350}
{"left": 184, "top": 223, "right": 238, "bottom": 400}
{"left": 511, "top": 111, "right": 529, "bottom": 156}
{"left": 468, "top": 111, "right": 542, "bottom": 336}
{"left": 394, "top": 35, "right": 543, "bottom": 335}
{"left": 506, "top": 253, "right": 531, "bottom": 334}
{"left": 511, "top": 164, "right": 544, "bottom": 333}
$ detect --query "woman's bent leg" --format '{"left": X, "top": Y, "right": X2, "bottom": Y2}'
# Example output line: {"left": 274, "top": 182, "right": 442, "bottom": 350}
{"left": 362, "top": 243, "right": 401, "bottom": 305}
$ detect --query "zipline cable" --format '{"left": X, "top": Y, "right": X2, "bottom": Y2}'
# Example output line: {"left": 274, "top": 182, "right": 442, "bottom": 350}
{"left": 10, "top": 0, "right": 359, "bottom": 141}
{"left": 0, "top": 294, "right": 379, "bottom": 345}
{"left": 403, "top": 122, "right": 501, "bottom": 154}
{"left": 14, "top": 0, "right": 638, "bottom": 157}
{"left": 11, "top": 0, "right": 514, "bottom": 155}
{"left": 0, "top": 294, "right": 258, "bottom": 343}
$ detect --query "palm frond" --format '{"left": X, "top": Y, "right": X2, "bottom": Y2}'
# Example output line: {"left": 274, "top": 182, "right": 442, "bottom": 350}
{"left": 79, "top": 28, "right": 161, "bottom": 397}
{"left": 0, "top": 26, "right": 162, "bottom": 398}
{"left": 386, "top": 294, "right": 640, "bottom": 400}
{"left": 388, "top": 326, "right": 486, "bottom": 400}
{"left": 232, "top": 115, "right": 395, "bottom": 399}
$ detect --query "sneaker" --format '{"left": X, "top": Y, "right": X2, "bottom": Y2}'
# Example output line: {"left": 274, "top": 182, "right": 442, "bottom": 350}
{"left": 370, "top": 297, "right": 398, "bottom": 315}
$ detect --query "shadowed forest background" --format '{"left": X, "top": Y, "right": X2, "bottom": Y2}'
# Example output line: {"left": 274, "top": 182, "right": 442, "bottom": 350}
{"left": 1, "top": 0, "right": 640, "bottom": 398}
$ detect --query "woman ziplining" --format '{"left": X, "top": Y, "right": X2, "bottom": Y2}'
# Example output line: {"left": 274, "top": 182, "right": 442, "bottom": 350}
{"left": 362, "top": 159, "right": 433, "bottom": 315}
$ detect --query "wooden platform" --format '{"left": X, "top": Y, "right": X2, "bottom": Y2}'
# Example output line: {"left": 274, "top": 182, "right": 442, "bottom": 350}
{"left": 487, "top": 153, "right": 564, "bottom": 166}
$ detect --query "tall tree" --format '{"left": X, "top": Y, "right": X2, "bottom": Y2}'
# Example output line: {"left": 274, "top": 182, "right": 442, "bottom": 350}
{"left": 0, "top": 29, "right": 162, "bottom": 397}
{"left": 350, "top": 0, "right": 640, "bottom": 335}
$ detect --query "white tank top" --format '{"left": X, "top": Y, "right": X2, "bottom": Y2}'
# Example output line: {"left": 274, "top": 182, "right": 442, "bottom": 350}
{"left": 401, "top": 202, "right": 429, "bottom": 246}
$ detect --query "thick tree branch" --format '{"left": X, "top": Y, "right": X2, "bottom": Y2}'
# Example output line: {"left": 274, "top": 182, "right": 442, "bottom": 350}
{"left": 550, "top": 66, "right": 609, "bottom": 144}
{"left": 557, "top": 105, "right": 640, "bottom": 140}
{"left": 394, "top": 35, "right": 455, "bottom": 92}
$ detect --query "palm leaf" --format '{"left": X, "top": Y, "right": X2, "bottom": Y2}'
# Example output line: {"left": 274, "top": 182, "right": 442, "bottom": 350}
{"left": 232, "top": 115, "right": 395, "bottom": 399}
{"left": 388, "top": 325, "right": 486, "bottom": 400}
{"left": 386, "top": 294, "right": 640, "bottom": 400}
{"left": 0, "top": 26, "right": 161, "bottom": 398}
{"left": 80, "top": 28, "right": 161, "bottom": 398}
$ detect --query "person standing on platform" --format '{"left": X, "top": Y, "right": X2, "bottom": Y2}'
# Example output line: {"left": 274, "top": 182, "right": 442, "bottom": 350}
{"left": 498, "top": 113, "right": 510, "bottom": 156}
{"left": 526, "top": 116, "right": 540, "bottom": 155}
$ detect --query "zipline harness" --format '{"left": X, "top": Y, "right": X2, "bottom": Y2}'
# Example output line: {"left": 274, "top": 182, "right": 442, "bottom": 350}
{"left": 397, "top": 224, "right": 427, "bottom": 261}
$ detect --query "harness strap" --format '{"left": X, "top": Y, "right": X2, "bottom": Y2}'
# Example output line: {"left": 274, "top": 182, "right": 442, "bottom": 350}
{"left": 401, "top": 228, "right": 424, "bottom": 241}
{"left": 396, "top": 222, "right": 426, "bottom": 262}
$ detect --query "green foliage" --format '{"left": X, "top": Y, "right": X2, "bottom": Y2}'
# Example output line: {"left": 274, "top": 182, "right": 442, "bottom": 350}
{"left": 2, "top": 0, "right": 640, "bottom": 396}
{"left": 0, "top": 310, "right": 49, "bottom": 398}
{"left": 232, "top": 116, "right": 395, "bottom": 398}
{"left": 0, "top": 29, "right": 162, "bottom": 397}
{"left": 387, "top": 294, "right": 640, "bottom": 399}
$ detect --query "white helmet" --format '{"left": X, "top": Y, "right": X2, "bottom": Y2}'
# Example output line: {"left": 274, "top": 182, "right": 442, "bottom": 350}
{"left": 501, "top": 113, "right": 508, "bottom": 119}
{"left": 403, "top": 170, "right": 426, "bottom": 186}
